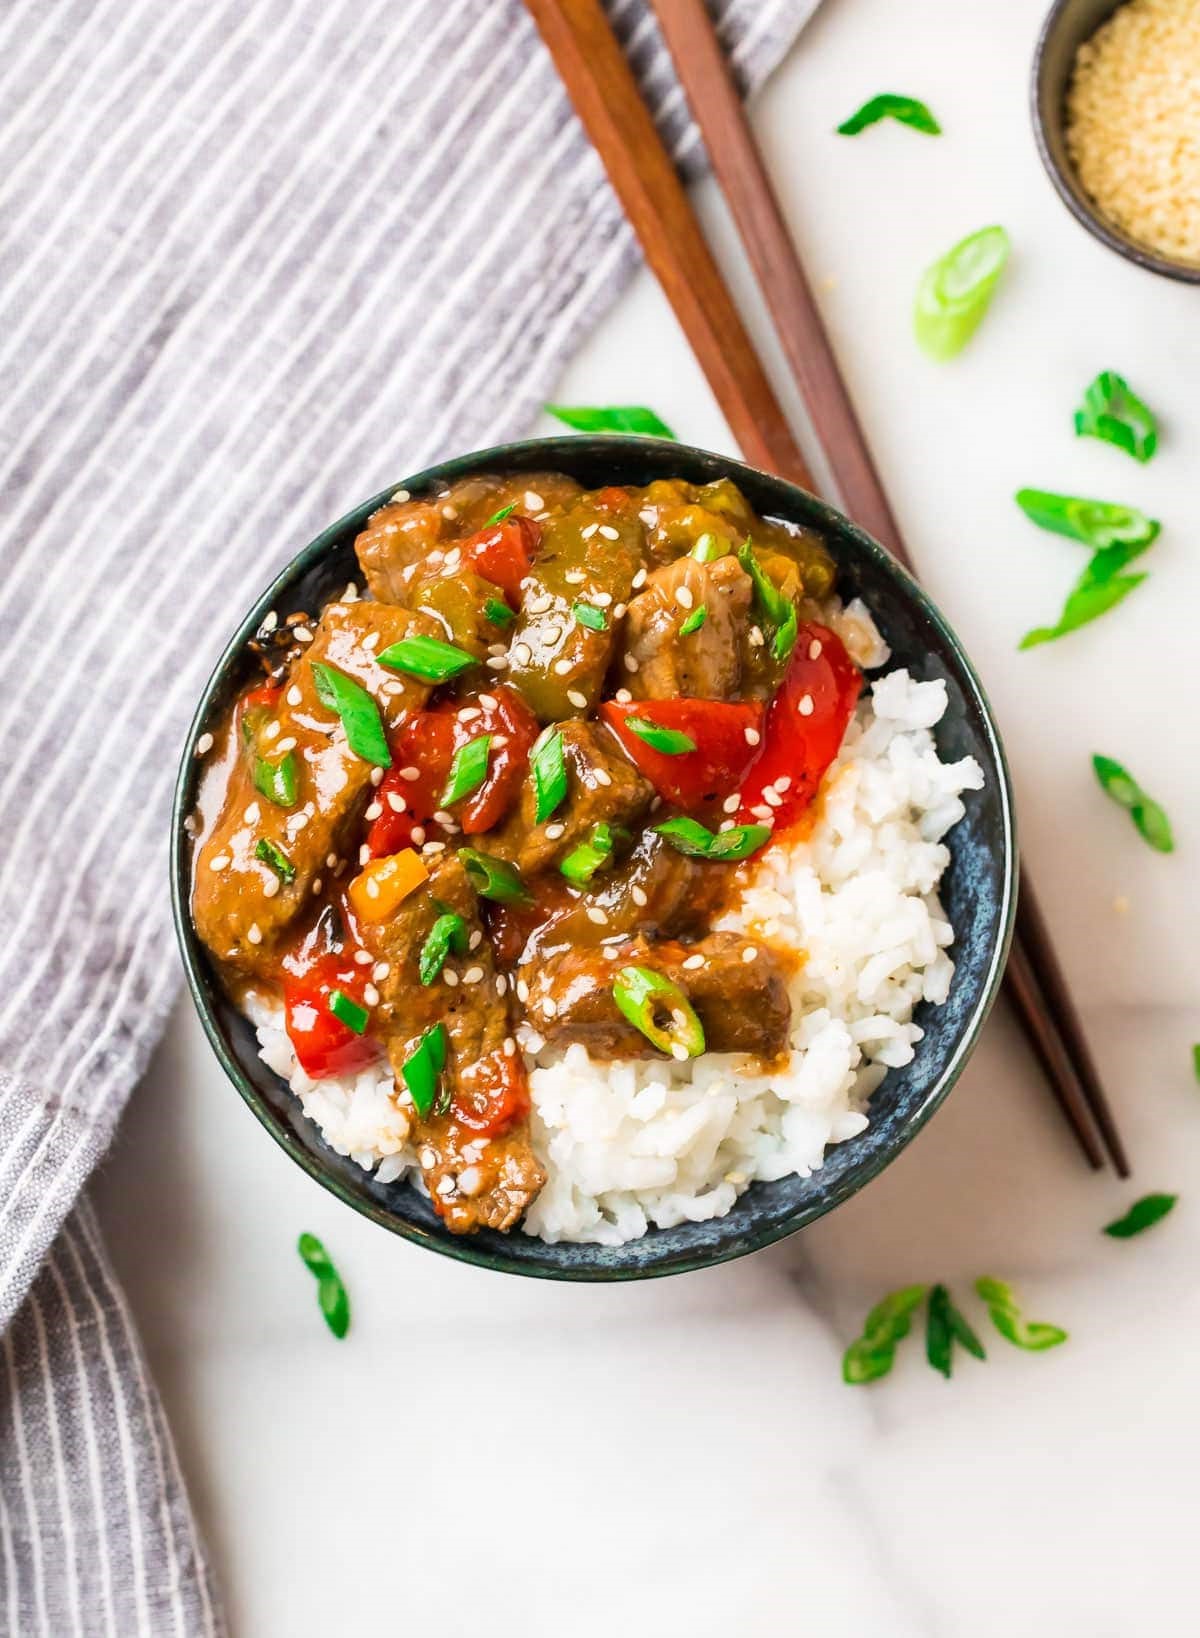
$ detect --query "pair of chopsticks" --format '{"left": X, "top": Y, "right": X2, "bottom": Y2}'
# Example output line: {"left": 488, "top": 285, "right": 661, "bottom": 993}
{"left": 524, "top": 0, "right": 1129, "bottom": 1176}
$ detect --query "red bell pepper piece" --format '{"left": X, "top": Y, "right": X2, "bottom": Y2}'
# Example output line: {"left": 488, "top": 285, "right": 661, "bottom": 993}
{"left": 598, "top": 698, "right": 765, "bottom": 811}
{"left": 282, "top": 952, "right": 378, "bottom": 1080}
{"left": 737, "top": 622, "right": 861, "bottom": 831}
{"left": 452, "top": 1049, "right": 531, "bottom": 1139}
{"left": 464, "top": 516, "right": 541, "bottom": 603}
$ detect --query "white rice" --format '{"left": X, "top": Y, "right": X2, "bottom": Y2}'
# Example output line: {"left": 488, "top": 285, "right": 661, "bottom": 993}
{"left": 244, "top": 606, "right": 983, "bottom": 1245}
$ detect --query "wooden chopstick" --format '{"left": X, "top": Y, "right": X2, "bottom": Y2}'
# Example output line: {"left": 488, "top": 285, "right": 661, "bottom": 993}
{"left": 647, "top": 0, "right": 1130, "bottom": 1179}
{"left": 522, "top": 0, "right": 1129, "bottom": 1175}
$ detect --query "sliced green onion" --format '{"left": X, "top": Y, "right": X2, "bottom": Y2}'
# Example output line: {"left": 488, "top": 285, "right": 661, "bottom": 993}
{"left": 925, "top": 1283, "right": 986, "bottom": 1378}
{"left": 376, "top": 633, "right": 476, "bottom": 683}
{"left": 679, "top": 604, "right": 707, "bottom": 636}
{"left": 560, "top": 822, "right": 614, "bottom": 886}
{"left": 1193, "top": 1043, "right": 1200, "bottom": 1085}
{"left": 1103, "top": 1192, "right": 1178, "bottom": 1239}
{"left": 329, "top": 989, "right": 369, "bottom": 1034}
{"left": 254, "top": 838, "right": 296, "bottom": 883}
{"left": 573, "top": 602, "right": 607, "bottom": 632}
{"left": 1014, "top": 488, "right": 1159, "bottom": 550}
{"left": 842, "top": 1285, "right": 928, "bottom": 1384}
{"left": 624, "top": 716, "right": 696, "bottom": 755}
{"left": 402, "top": 1022, "right": 447, "bottom": 1118}
{"left": 837, "top": 93, "right": 941, "bottom": 136}
{"left": 311, "top": 663, "right": 391, "bottom": 767}
{"left": 1074, "top": 371, "right": 1157, "bottom": 463}
{"left": 484, "top": 597, "right": 515, "bottom": 627}
{"left": 653, "top": 817, "right": 771, "bottom": 862}
{"left": 737, "top": 539, "right": 791, "bottom": 627}
{"left": 486, "top": 502, "right": 517, "bottom": 525}
{"left": 441, "top": 733, "right": 492, "bottom": 807}
{"left": 1019, "top": 568, "right": 1148, "bottom": 649}
{"left": 914, "top": 224, "right": 1010, "bottom": 361}
{"left": 530, "top": 728, "right": 567, "bottom": 823}
{"left": 612, "top": 965, "right": 705, "bottom": 1060}
{"left": 1092, "top": 754, "right": 1174, "bottom": 853}
{"left": 297, "top": 1233, "right": 350, "bottom": 1340}
{"left": 253, "top": 750, "right": 299, "bottom": 808}
{"left": 974, "top": 1278, "right": 1067, "bottom": 1351}
{"left": 691, "top": 532, "right": 724, "bottom": 563}
{"left": 544, "top": 403, "right": 676, "bottom": 439}
{"left": 771, "top": 601, "right": 798, "bottom": 663}
{"left": 418, "top": 912, "right": 469, "bottom": 986}
{"left": 458, "top": 847, "right": 532, "bottom": 905}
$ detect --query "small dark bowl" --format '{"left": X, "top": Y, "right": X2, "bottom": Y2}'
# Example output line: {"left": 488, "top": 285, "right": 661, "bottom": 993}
{"left": 171, "top": 438, "right": 1016, "bottom": 1281}
{"left": 1033, "top": 0, "right": 1200, "bottom": 284}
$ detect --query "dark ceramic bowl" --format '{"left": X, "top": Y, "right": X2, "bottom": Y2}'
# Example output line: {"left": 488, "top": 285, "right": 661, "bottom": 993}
{"left": 171, "top": 437, "right": 1016, "bottom": 1281}
{"left": 1032, "top": 0, "right": 1200, "bottom": 284}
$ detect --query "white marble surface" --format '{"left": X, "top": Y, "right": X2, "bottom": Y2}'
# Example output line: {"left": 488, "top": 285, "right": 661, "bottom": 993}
{"left": 94, "top": 1, "right": 1200, "bottom": 1632}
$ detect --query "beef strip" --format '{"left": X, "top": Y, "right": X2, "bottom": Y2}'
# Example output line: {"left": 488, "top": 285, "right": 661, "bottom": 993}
{"left": 523, "top": 932, "right": 792, "bottom": 1063}
{"left": 192, "top": 600, "right": 436, "bottom": 975}
{"left": 487, "top": 719, "right": 653, "bottom": 877}
{"left": 359, "top": 854, "right": 545, "bottom": 1234}
{"left": 620, "top": 553, "right": 753, "bottom": 701}
{"left": 504, "top": 494, "right": 644, "bottom": 721}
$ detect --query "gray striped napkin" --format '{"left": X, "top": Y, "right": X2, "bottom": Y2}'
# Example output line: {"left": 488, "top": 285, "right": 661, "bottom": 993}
{"left": 0, "top": 0, "right": 818, "bottom": 1628}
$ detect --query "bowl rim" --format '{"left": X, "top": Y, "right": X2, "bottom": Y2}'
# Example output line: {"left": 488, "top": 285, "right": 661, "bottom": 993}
{"left": 1030, "top": 0, "right": 1200, "bottom": 285}
{"left": 170, "top": 436, "right": 1018, "bottom": 1281}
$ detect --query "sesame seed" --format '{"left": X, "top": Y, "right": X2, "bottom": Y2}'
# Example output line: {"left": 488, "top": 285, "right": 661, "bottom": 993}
{"left": 624, "top": 654, "right": 639, "bottom": 673}
{"left": 751, "top": 805, "right": 773, "bottom": 821}
{"left": 436, "top": 1175, "right": 456, "bottom": 1196}
{"left": 798, "top": 693, "right": 814, "bottom": 717}
{"left": 293, "top": 626, "right": 313, "bottom": 644}
{"left": 399, "top": 766, "right": 421, "bottom": 781}
{"left": 511, "top": 643, "right": 532, "bottom": 666}
{"left": 243, "top": 802, "right": 261, "bottom": 824}
{"left": 719, "top": 819, "right": 735, "bottom": 832}
{"left": 274, "top": 737, "right": 297, "bottom": 754}
{"left": 363, "top": 632, "right": 381, "bottom": 652}
{"left": 742, "top": 945, "right": 758, "bottom": 963}
{"left": 614, "top": 687, "right": 632, "bottom": 704}
{"left": 358, "top": 843, "right": 371, "bottom": 864}
{"left": 580, "top": 523, "right": 599, "bottom": 540}
{"left": 391, "top": 489, "right": 411, "bottom": 503}
{"left": 775, "top": 776, "right": 792, "bottom": 792}
{"left": 763, "top": 788, "right": 782, "bottom": 808}
{"left": 422, "top": 840, "right": 447, "bottom": 855}
{"left": 260, "top": 611, "right": 278, "bottom": 634}
{"left": 433, "top": 810, "right": 454, "bottom": 826}
{"left": 592, "top": 591, "right": 613, "bottom": 608}
{"left": 458, "top": 706, "right": 481, "bottom": 723}
{"left": 209, "top": 855, "right": 229, "bottom": 872}
{"left": 419, "top": 1147, "right": 436, "bottom": 1167}
{"left": 365, "top": 801, "right": 383, "bottom": 820}
{"left": 567, "top": 689, "right": 587, "bottom": 709}
{"left": 529, "top": 593, "right": 554, "bottom": 614}
{"left": 373, "top": 962, "right": 390, "bottom": 981}
{"left": 370, "top": 766, "right": 385, "bottom": 786}
{"left": 468, "top": 929, "right": 482, "bottom": 950}
{"left": 311, "top": 878, "right": 322, "bottom": 893}
{"left": 524, "top": 490, "right": 544, "bottom": 510}
{"left": 554, "top": 659, "right": 573, "bottom": 675}
{"left": 808, "top": 639, "right": 823, "bottom": 660}
{"left": 247, "top": 923, "right": 262, "bottom": 945}
{"left": 444, "top": 968, "right": 459, "bottom": 987}
{"left": 671, "top": 1043, "right": 690, "bottom": 1062}
{"left": 542, "top": 997, "right": 557, "bottom": 1018}
{"left": 723, "top": 794, "right": 740, "bottom": 814}
{"left": 516, "top": 979, "right": 530, "bottom": 1003}
{"left": 586, "top": 906, "right": 608, "bottom": 925}
{"left": 639, "top": 507, "right": 656, "bottom": 526}
{"left": 631, "top": 885, "right": 648, "bottom": 907}
{"left": 262, "top": 877, "right": 280, "bottom": 898}
{"left": 565, "top": 569, "right": 586, "bottom": 585}
{"left": 487, "top": 642, "right": 506, "bottom": 656}
{"left": 594, "top": 768, "right": 614, "bottom": 790}
{"left": 457, "top": 1166, "right": 483, "bottom": 1198}
{"left": 195, "top": 732, "right": 213, "bottom": 756}
{"left": 613, "top": 603, "right": 626, "bottom": 619}
{"left": 366, "top": 877, "right": 380, "bottom": 899}
{"left": 263, "top": 722, "right": 280, "bottom": 742}
{"left": 386, "top": 792, "right": 406, "bottom": 813}
{"left": 682, "top": 954, "right": 704, "bottom": 969}
{"left": 748, "top": 625, "right": 764, "bottom": 647}
{"left": 286, "top": 685, "right": 303, "bottom": 707}
{"left": 598, "top": 524, "right": 619, "bottom": 540}
{"left": 478, "top": 694, "right": 498, "bottom": 710}
{"left": 675, "top": 585, "right": 694, "bottom": 610}
{"left": 441, "top": 504, "right": 458, "bottom": 520}
{"left": 357, "top": 984, "right": 376, "bottom": 1008}
{"left": 343, "top": 582, "right": 359, "bottom": 602}
{"left": 631, "top": 568, "right": 647, "bottom": 589}
{"left": 354, "top": 950, "right": 373, "bottom": 965}
{"left": 503, "top": 1036, "right": 516, "bottom": 1057}
{"left": 411, "top": 826, "right": 426, "bottom": 846}
{"left": 544, "top": 822, "right": 565, "bottom": 840}
{"left": 463, "top": 965, "right": 484, "bottom": 984}
{"left": 486, "top": 655, "right": 509, "bottom": 671}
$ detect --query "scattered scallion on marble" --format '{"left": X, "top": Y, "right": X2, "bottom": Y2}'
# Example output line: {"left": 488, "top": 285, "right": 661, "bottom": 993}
{"left": 544, "top": 403, "right": 676, "bottom": 439}
{"left": 1092, "top": 755, "right": 1174, "bottom": 853}
{"left": 837, "top": 93, "right": 941, "bottom": 136}
{"left": 1074, "top": 370, "right": 1158, "bottom": 462}
{"left": 1103, "top": 1193, "right": 1178, "bottom": 1239}
{"left": 297, "top": 1233, "right": 350, "bottom": 1340}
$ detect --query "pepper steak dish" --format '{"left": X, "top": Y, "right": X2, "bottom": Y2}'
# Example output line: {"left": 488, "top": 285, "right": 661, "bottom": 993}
{"left": 189, "top": 470, "right": 982, "bottom": 1243}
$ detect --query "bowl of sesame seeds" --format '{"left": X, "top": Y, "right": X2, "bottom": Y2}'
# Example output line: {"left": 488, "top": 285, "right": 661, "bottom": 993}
{"left": 1033, "top": 0, "right": 1200, "bottom": 282}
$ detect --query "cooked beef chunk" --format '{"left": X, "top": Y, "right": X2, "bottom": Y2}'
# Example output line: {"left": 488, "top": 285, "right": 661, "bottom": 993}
{"left": 487, "top": 719, "right": 653, "bottom": 876}
{"left": 359, "top": 854, "right": 545, "bottom": 1233}
{"left": 621, "top": 553, "right": 753, "bottom": 701}
{"left": 192, "top": 601, "right": 436, "bottom": 974}
{"left": 523, "top": 933, "right": 792, "bottom": 1062}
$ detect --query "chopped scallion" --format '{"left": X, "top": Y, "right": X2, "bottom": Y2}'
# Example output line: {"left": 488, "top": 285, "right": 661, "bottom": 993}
{"left": 837, "top": 93, "right": 941, "bottom": 136}
{"left": 1092, "top": 754, "right": 1174, "bottom": 852}
{"left": 624, "top": 716, "right": 696, "bottom": 755}
{"left": 311, "top": 663, "right": 391, "bottom": 767}
{"left": 1074, "top": 371, "right": 1157, "bottom": 463}
{"left": 418, "top": 912, "right": 468, "bottom": 986}
{"left": 1103, "top": 1193, "right": 1178, "bottom": 1239}
{"left": 691, "top": 533, "right": 724, "bottom": 563}
{"left": 297, "top": 1233, "right": 350, "bottom": 1340}
{"left": 484, "top": 597, "right": 515, "bottom": 627}
{"left": 544, "top": 403, "right": 676, "bottom": 439}
{"left": 376, "top": 634, "right": 477, "bottom": 683}
{"left": 329, "top": 989, "right": 369, "bottom": 1035}
{"left": 441, "top": 734, "right": 492, "bottom": 807}
{"left": 612, "top": 965, "right": 705, "bottom": 1059}
{"left": 486, "top": 503, "right": 517, "bottom": 525}
{"left": 254, "top": 838, "right": 295, "bottom": 883}
{"left": 530, "top": 729, "right": 567, "bottom": 823}
{"left": 653, "top": 817, "right": 771, "bottom": 862}
{"left": 560, "top": 821, "right": 614, "bottom": 886}
{"left": 458, "top": 847, "right": 532, "bottom": 905}
{"left": 401, "top": 1022, "right": 447, "bottom": 1118}
{"left": 253, "top": 750, "right": 299, "bottom": 808}
{"left": 679, "top": 604, "right": 707, "bottom": 636}
{"left": 573, "top": 602, "right": 607, "bottom": 632}
{"left": 974, "top": 1278, "right": 1067, "bottom": 1351}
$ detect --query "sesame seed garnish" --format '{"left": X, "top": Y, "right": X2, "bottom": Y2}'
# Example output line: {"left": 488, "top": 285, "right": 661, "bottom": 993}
{"left": 285, "top": 686, "right": 302, "bottom": 707}
{"left": 508, "top": 643, "right": 530, "bottom": 666}
{"left": 774, "top": 776, "right": 792, "bottom": 792}
{"left": 363, "top": 632, "right": 381, "bottom": 652}
{"left": 386, "top": 792, "right": 406, "bottom": 813}
{"left": 592, "top": 591, "right": 613, "bottom": 608}
{"left": 247, "top": 923, "right": 263, "bottom": 945}
{"left": 260, "top": 611, "right": 279, "bottom": 634}
{"left": 580, "top": 523, "right": 599, "bottom": 540}
{"left": 671, "top": 1043, "right": 690, "bottom": 1062}
{"left": 614, "top": 687, "right": 632, "bottom": 704}
{"left": 613, "top": 603, "right": 626, "bottom": 619}
{"left": 274, "top": 736, "right": 297, "bottom": 754}
{"left": 478, "top": 693, "right": 498, "bottom": 710}
{"left": 486, "top": 655, "right": 509, "bottom": 671}
{"left": 524, "top": 490, "right": 544, "bottom": 510}
{"left": 365, "top": 801, "right": 383, "bottom": 820}
{"left": 516, "top": 979, "right": 530, "bottom": 1003}
{"left": 544, "top": 822, "right": 565, "bottom": 840}
{"left": 567, "top": 689, "right": 588, "bottom": 709}
{"left": 598, "top": 524, "right": 619, "bottom": 540}
{"left": 358, "top": 843, "right": 371, "bottom": 864}
{"left": 639, "top": 508, "right": 656, "bottom": 526}
{"left": 495, "top": 973, "right": 507, "bottom": 996}
{"left": 487, "top": 642, "right": 506, "bottom": 656}
{"left": 262, "top": 877, "right": 280, "bottom": 898}
{"left": 719, "top": 819, "right": 735, "bottom": 832}
{"left": 443, "top": 968, "right": 459, "bottom": 987}
{"left": 354, "top": 950, "right": 373, "bottom": 965}
{"left": 586, "top": 906, "right": 608, "bottom": 925}
{"left": 343, "top": 582, "right": 359, "bottom": 602}
{"left": 565, "top": 569, "right": 586, "bottom": 585}
{"left": 370, "top": 766, "right": 385, "bottom": 786}
{"left": 436, "top": 1175, "right": 456, "bottom": 1196}
{"left": 293, "top": 626, "right": 313, "bottom": 644}
{"left": 391, "top": 489, "right": 411, "bottom": 503}
{"left": 503, "top": 1036, "right": 516, "bottom": 1057}
{"left": 542, "top": 997, "right": 557, "bottom": 1018}
{"left": 631, "top": 568, "right": 647, "bottom": 589}
{"left": 209, "top": 855, "right": 229, "bottom": 872}
{"left": 751, "top": 804, "right": 773, "bottom": 821}
{"left": 744, "top": 726, "right": 761, "bottom": 746}
{"left": 195, "top": 732, "right": 213, "bottom": 756}
{"left": 468, "top": 929, "right": 483, "bottom": 950}
{"left": 312, "top": 877, "right": 323, "bottom": 894}
{"left": 742, "top": 946, "right": 758, "bottom": 963}
{"left": 399, "top": 766, "right": 421, "bottom": 782}
{"left": 798, "top": 693, "right": 814, "bottom": 717}
{"left": 763, "top": 788, "right": 782, "bottom": 808}
{"left": 462, "top": 965, "right": 484, "bottom": 985}
{"left": 554, "top": 659, "right": 573, "bottom": 675}
{"left": 529, "top": 593, "right": 554, "bottom": 614}
{"left": 422, "top": 840, "right": 447, "bottom": 855}
{"left": 458, "top": 706, "right": 481, "bottom": 723}
{"left": 365, "top": 877, "right": 380, "bottom": 899}
{"left": 808, "top": 639, "right": 823, "bottom": 660}
{"left": 723, "top": 794, "right": 740, "bottom": 813}
{"left": 411, "top": 826, "right": 426, "bottom": 846}
{"left": 243, "top": 802, "right": 261, "bottom": 824}
{"left": 748, "top": 625, "right": 764, "bottom": 647}
{"left": 419, "top": 1146, "right": 436, "bottom": 1167}
{"left": 441, "top": 504, "right": 458, "bottom": 520}
{"left": 373, "top": 962, "right": 390, "bottom": 981}
{"left": 631, "top": 885, "right": 648, "bottom": 907}
{"left": 683, "top": 954, "right": 704, "bottom": 969}
{"left": 263, "top": 722, "right": 280, "bottom": 742}
{"left": 433, "top": 809, "right": 454, "bottom": 826}
{"left": 675, "top": 585, "right": 694, "bottom": 610}
{"left": 624, "top": 654, "right": 639, "bottom": 673}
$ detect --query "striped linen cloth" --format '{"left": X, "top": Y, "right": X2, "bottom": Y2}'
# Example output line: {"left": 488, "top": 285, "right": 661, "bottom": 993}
{"left": 0, "top": 0, "right": 818, "bottom": 1629}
